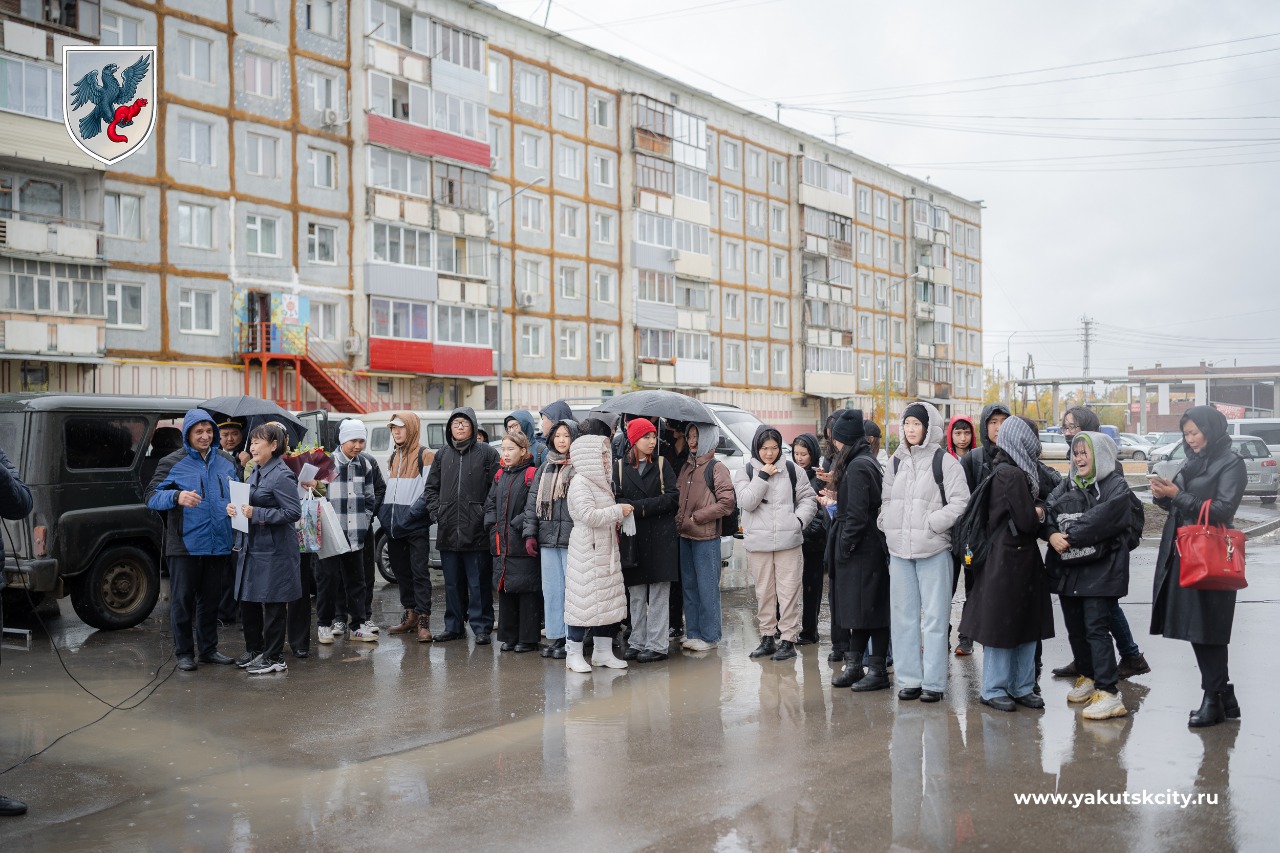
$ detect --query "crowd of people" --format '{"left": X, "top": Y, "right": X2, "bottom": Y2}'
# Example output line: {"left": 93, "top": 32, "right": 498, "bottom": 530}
{"left": 136, "top": 398, "right": 1247, "bottom": 731}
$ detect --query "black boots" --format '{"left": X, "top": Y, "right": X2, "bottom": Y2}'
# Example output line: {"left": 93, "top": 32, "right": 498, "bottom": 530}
{"left": 1189, "top": 691, "right": 1226, "bottom": 727}
{"left": 771, "top": 640, "right": 797, "bottom": 661}
{"left": 1222, "top": 683, "right": 1241, "bottom": 719}
{"left": 852, "top": 655, "right": 891, "bottom": 692}
{"left": 831, "top": 654, "right": 864, "bottom": 688}
{"left": 750, "top": 636, "right": 777, "bottom": 659}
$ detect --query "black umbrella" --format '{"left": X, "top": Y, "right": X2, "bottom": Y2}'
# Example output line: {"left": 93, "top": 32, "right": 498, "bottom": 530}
{"left": 199, "top": 395, "right": 308, "bottom": 446}
{"left": 592, "top": 390, "right": 714, "bottom": 424}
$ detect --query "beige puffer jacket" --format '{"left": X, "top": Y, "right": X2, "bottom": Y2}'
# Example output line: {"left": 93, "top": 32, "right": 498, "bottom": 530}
{"left": 733, "top": 459, "right": 817, "bottom": 553}
{"left": 878, "top": 401, "right": 971, "bottom": 559}
{"left": 564, "top": 435, "right": 628, "bottom": 627}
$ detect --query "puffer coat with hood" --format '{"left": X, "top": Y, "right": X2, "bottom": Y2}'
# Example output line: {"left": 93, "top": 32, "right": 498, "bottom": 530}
{"left": 421, "top": 407, "right": 500, "bottom": 551}
{"left": 564, "top": 435, "right": 628, "bottom": 627}
{"left": 878, "top": 401, "right": 970, "bottom": 559}
{"left": 1043, "top": 432, "right": 1138, "bottom": 598}
{"left": 145, "top": 409, "right": 237, "bottom": 557}
{"left": 523, "top": 418, "right": 580, "bottom": 548}
{"left": 732, "top": 426, "right": 817, "bottom": 553}
{"left": 485, "top": 455, "right": 540, "bottom": 594}
{"left": 378, "top": 410, "right": 434, "bottom": 539}
{"left": 675, "top": 422, "right": 736, "bottom": 541}
{"left": 505, "top": 409, "right": 547, "bottom": 466}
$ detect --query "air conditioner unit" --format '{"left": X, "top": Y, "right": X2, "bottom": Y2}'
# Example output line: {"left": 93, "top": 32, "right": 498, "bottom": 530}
{"left": 490, "top": 155, "right": 500, "bottom": 169}
{"left": 322, "top": 108, "right": 339, "bottom": 126}
{"left": 666, "top": 249, "right": 680, "bottom": 262}
{"left": 342, "top": 335, "right": 362, "bottom": 355}
{"left": 516, "top": 292, "right": 535, "bottom": 308}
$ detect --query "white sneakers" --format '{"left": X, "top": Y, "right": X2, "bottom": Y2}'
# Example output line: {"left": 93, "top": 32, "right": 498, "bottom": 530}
{"left": 591, "top": 643, "right": 628, "bottom": 669}
{"left": 1067, "top": 676, "right": 1096, "bottom": 703}
{"left": 349, "top": 623, "right": 379, "bottom": 642}
{"left": 317, "top": 626, "right": 334, "bottom": 645}
{"left": 565, "top": 640, "right": 592, "bottom": 673}
{"left": 682, "top": 638, "right": 717, "bottom": 652}
{"left": 1083, "top": 690, "right": 1128, "bottom": 720}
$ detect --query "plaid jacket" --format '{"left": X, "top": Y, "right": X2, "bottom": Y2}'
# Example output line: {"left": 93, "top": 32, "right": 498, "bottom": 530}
{"left": 327, "top": 451, "right": 384, "bottom": 550}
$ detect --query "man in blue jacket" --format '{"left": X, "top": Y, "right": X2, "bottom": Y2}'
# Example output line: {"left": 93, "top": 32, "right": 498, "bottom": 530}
{"left": 0, "top": 441, "right": 33, "bottom": 817}
{"left": 145, "top": 410, "right": 238, "bottom": 671}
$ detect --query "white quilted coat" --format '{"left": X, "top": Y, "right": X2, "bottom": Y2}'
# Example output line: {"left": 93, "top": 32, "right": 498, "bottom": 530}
{"left": 564, "top": 435, "right": 628, "bottom": 627}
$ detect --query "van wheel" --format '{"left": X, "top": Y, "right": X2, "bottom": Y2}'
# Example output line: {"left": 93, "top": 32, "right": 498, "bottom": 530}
{"left": 1262, "top": 495, "right": 1277, "bottom": 505}
{"left": 376, "top": 533, "right": 397, "bottom": 584}
{"left": 70, "top": 546, "right": 160, "bottom": 630}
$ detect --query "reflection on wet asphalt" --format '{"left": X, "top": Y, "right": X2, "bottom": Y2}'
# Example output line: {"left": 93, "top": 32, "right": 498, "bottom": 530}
{"left": 2, "top": 541, "right": 1278, "bottom": 851}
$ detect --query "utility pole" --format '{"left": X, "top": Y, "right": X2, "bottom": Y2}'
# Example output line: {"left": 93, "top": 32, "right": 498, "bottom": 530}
{"left": 1081, "top": 314, "right": 1094, "bottom": 402}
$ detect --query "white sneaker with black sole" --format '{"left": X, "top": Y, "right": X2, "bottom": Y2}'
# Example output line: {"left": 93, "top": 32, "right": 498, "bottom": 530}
{"left": 247, "top": 657, "right": 288, "bottom": 675}
{"left": 332, "top": 621, "right": 347, "bottom": 637}
{"left": 317, "top": 626, "right": 334, "bottom": 645}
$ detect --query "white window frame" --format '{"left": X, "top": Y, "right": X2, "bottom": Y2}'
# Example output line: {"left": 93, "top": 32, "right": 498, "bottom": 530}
{"left": 749, "top": 296, "right": 765, "bottom": 325}
{"left": 305, "top": 0, "right": 335, "bottom": 37}
{"left": 725, "top": 343, "right": 742, "bottom": 373}
{"left": 105, "top": 281, "right": 144, "bottom": 328}
{"left": 307, "top": 222, "right": 337, "bottom": 265}
{"left": 592, "top": 329, "right": 616, "bottom": 362}
{"left": 310, "top": 147, "right": 337, "bottom": 189}
{"left": 177, "top": 117, "right": 214, "bottom": 166}
{"left": 104, "top": 192, "right": 142, "bottom": 240}
{"left": 772, "top": 346, "right": 787, "bottom": 376}
{"left": 557, "top": 83, "right": 580, "bottom": 119}
{"left": 519, "top": 323, "right": 544, "bottom": 357}
{"left": 558, "top": 144, "right": 582, "bottom": 179}
{"left": 176, "top": 33, "right": 213, "bottom": 83}
{"left": 520, "top": 132, "right": 544, "bottom": 168}
{"left": 179, "top": 287, "right": 217, "bottom": 335}
{"left": 559, "top": 204, "right": 580, "bottom": 239}
{"left": 749, "top": 344, "right": 764, "bottom": 374}
{"left": 593, "top": 211, "right": 615, "bottom": 245}
{"left": 722, "top": 139, "right": 739, "bottom": 171}
{"left": 558, "top": 266, "right": 580, "bottom": 300}
{"left": 747, "top": 149, "right": 762, "bottom": 178}
{"left": 312, "top": 300, "right": 338, "bottom": 341}
{"left": 244, "top": 53, "right": 278, "bottom": 99}
{"left": 370, "top": 298, "right": 431, "bottom": 342}
{"left": 593, "top": 269, "right": 616, "bottom": 304}
{"left": 245, "top": 214, "right": 280, "bottom": 257}
{"left": 488, "top": 57, "right": 503, "bottom": 93}
{"left": 723, "top": 291, "right": 741, "bottom": 320}
{"left": 245, "top": 132, "right": 278, "bottom": 178}
{"left": 518, "top": 69, "right": 543, "bottom": 106}
{"left": 591, "top": 154, "right": 615, "bottom": 188}
{"left": 435, "top": 303, "right": 492, "bottom": 347}
{"left": 723, "top": 190, "right": 740, "bottom": 222}
{"left": 590, "top": 96, "right": 612, "bottom": 128}
{"left": 518, "top": 196, "right": 545, "bottom": 232}
{"left": 177, "top": 202, "right": 214, "bottom": 248}
{"left": 558, "top": 326, "right": 582, "bottom": 361}
{"left": 100, "top": 11, "right": 140, "bottom": 45}
{"left": 771, "top": 299, "right": 788, "bottom": 329}
{"left": 517, "top": 259, "right": 544, "bottom": 296}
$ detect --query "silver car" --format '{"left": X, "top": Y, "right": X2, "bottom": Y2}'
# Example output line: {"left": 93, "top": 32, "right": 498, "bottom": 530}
{"left": 1039, "top": 431, "right": 1070, "bottom": 461}
{"left": 1149, "top": 435, "right": 1278, "bottom": 502}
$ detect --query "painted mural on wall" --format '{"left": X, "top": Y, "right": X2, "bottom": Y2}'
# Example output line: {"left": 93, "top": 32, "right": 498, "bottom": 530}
{"left": 232, "top": 292, "right": 311, "bottom": 356}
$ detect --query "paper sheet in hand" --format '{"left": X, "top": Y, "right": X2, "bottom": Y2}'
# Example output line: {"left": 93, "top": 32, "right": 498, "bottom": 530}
{"left": 230, "top": 479, "right": 250, "bottom": 532}
{"left": 297, "top": 463, "right": 319, "bottom": 498}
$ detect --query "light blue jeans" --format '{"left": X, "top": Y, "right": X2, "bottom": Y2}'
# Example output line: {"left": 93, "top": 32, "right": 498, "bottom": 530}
{"left": 680, "top": 537, "right": 723, "bottom": 644}
{"left": 541, "top": 546, "right": 568, "bottom": 641}
{"left": 889, "top": 551, "right": 953, "bottom": 692}
{"left": 981, "top": 642, "right": 1038, "bottom": 701}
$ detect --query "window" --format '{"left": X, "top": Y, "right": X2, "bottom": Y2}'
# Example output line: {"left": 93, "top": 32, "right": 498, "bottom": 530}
{"left": 749, "top": 344, "right": 764, "bottom": 374}
{"left": 876, "top": 317, "right": 887, "bottom": 341}
{"left": 518, "top": 259, "right": 544, "bottom": 296}
{"left": 676, "top": 282, "right": 707, "bottom": 310}
{"left": 723, "top": 191, "right": 740, "bottom": 221}
{"left": 305, "top": 0, "right": 334, "bottom": 36}
{"left": 593, "top": 211, "right": 615, "bottom": 245}
{"left": 0, "top": 57, "right": 63, "bottom": 122}
{"left": 967, "top": 226, "right": 980, "bottom": 252}
{"left": 179, "top": 288, "right": 216, "bottom": 334}
{"left": 806, "top": 345, "right": 853, "bottom": 374}
{"left": 433, "top": 163, "right": 485, "bottom": 210}
{"left": 749, "top": 296, "right": 765, "bottom": 325}
{"left": 801, "top": 158, "right": 850, "bottom": 194}
{"left": 247, "top": 0, "right": 274, "bottom": 17}
{"left": 593, "top": 329, "right": 616, "bottom": 362}
{"left": 430, "top": 20, "right": 485, "bottom": 73}
{"left": 370, "top": 298, "right": 430, "bottom": 341}
{"left": 875, "top": 235, "right": 887, "bottom": 260}
{"left": 104, "top": 192, "right": 141, "bottom": 239}
{"left": 748, "top": 198, "right": 764, "bottom": 228}
{"left": 772, "top": 347, "right": 787, "bottom": 376}
{"left": 858, "top": 314, "right": 870, "bottom": 339}
{"left": 558, "top": 326, "right": 582, "bottom": 360}
{"left": 558, "top": 145, "right": 582, "bottom": 179}
{"left": 518, "top": 69, "right": 543, "bottom": 106}
{"left": 436, "top": 304, "right": 491, "bottom": 346}
{"left": 557, "top": 83, "right": 579, "bottom": 119}
{"left": 245, "top": 214, "right": 279, "bottom": 256}
{"left": 310, "top": 148, "right": 337, "bottom": 188}
{"left": 65, "top": 416, "right": 147, "bottom": 470}
{"left": 725, "top": 343, "right": 742, "bottom": 373}
{"left": 176, "top": 33, "right": 212, "bottom": 82}
{"left": 590, "top": 96, "right": 612, "bottom": 128}
{"left": 891, "top": 199, "right": 902, "bottom": 223}
{"left": 520, "top": 132, "right": 544, "bottom": 168}
{"left": 518, "top": 196, "right": 545, "bottom": 231}
{"left": 312, "top": 301, "right": 338, "bottom": 341}
{"left": 875, "top": 195, "right": 887, "bottom": 219}
{"left": 593, "top": 270, "right": 616, "bottom": 303}
{"left": 519, "top": 323, "right": 544, "bottom": 357}
{"left": 892, "top": 239, "right": 903, "bottom": 265}
{"left": 748, "top": 247, "right": 763, "bottom": 275}
{"left": 858, "top": 187, "right": 871, "bottom": 215}
{"left": 857, "top": 230, "right": 870, "bottom": 255}
{"left": 308, "top": 71, "right": 338, "bottom": 111}
{"left": 770, "top": 204, "right": 785, "bottom": 234}
{"left": 307, "top": 223, "right": 336, "bottom": 264}
{"left": 431, "top": 92, "right": 487, "bottom": 142}
{"left": 893, "top": 318, "right": 903, "bottom": 344}
{"left": 771, "top": 299, "right": 788, "bottom": 329}
{"left": 560, "top": 205, "right": 580, "bottom": 238}
{"left": 558, "top": 266, "right": 580, "bottom": 299}
{"left": 100, "top": 11, "right": 139, "bottom": 45}
{"left": 747, "top": 149, "right": 762, "bottom": 178}
{"left": 635, "top": 213, "right": 673, "bottom": 248}
{"left": 636, "top": 154, "right": 674, "bottom": 195}
{"left": 723, "top": 291, "right": 741, "bottom": 320}
{"left": 368, "top": 73, "right": 392, "bottom": 117}
{"left": 366, "top": 0, "right": 405, "bottom": 45}
{"left": 105, "top": 282, "right": 143, "bottom": 327}
{"left": 244, "top": 54, "right": 277, "bottom": 98}
{"left": 634, "top": 269, "right": 675, "bottom": 305}
{"left": 675, "top": 221, "right": 709, "bottom": 255}
{"left": 722, "top": 140, "right": 739, "bottom": 170}
{"left": 893, "top": 361, "right": 904, "bottom": 383}
{"left": 177, "top": 117, "right": 214, "bottom": 165}
{"left": 723, "top": 241, "right": 741, "bottom": 272}
{"left": 639, "top": 328, "right": 673, "bottom": 360}
{"left": 178, "top": 202, "right": 213, "bottom": 248}
{"left": 369, "top": 148, "right": 431, "bottom": 196}
{"left": 675, "top": 165, "right": 709, "bottom": 202}
{"left": 592, "top": 154, "right": 615, "bottom": 188}
{"left": 633, "top": 94, "right": 673, "bottom": 136}
{"left": 676, "top": 332, "right": 709, "bottom": 361}
{"left": 245, "top": 132, "right": 278, "bottom": 178}
{"left": 876, "top": 276, "right": 887, "bottom": 302}
{"left": 769, "top": 157, "right": 784, "bottom": 187}
{"left": 488, "top": 57, "right": 503, "bottom": 93}
{"left": 859, "top": 357, "right": 871, "bottom": 380}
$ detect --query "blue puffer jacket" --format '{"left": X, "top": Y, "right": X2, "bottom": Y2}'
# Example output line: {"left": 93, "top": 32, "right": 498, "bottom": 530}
{"left": 145, "top": 409, "right": 237, "bottom": 557}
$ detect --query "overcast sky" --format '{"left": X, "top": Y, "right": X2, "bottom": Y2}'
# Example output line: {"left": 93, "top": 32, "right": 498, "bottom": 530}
{"left": 489, "top": 0, "right": 1280, "bottom": 382}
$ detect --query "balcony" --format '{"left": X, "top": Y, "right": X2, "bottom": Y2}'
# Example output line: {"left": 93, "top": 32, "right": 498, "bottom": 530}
{"left": 0, "top": 317, "right": 104, "bottom": 359}
{"left": 914, "top": 302, "right": 935, "bottom": 321}
{"left": 0, "top": 215, "right": 102, "bottom": 261}
{"left": 916, "top": 343, "right": 935, "bottom": 359}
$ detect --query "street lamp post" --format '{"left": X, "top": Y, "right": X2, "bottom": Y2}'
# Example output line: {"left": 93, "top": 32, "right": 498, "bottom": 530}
{"left": 491, "top": 176, "right": 546, "bottom": 411}
{"left": 1005, "top": 331, "right": 1016, "bottom": 410}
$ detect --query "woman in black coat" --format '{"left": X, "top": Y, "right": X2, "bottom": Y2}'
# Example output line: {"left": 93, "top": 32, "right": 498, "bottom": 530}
{"left": 614, "top": 418, "right": 679, "bottom": 662}
{"left": 1149, "top": 406, "right": 1247, "bottom": 727}
{"left": 791, "top": 433, "right": 829, "bottom": 645}
{"left": 229, "top": 422, "right": 302, "bottom": 675}
{"left": 486, "top": 432, "right": 541, "bottom": 652}
{"left": 821, "top": 411, "right": 891, "bottom": 692}
{"left": 959, "top": 416, "right": 1054, "bottom": 712}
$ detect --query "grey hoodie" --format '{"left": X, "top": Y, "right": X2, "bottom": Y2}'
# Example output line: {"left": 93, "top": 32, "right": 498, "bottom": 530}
{"left": 878, "top": 401, "right": 971, "bottom": 559}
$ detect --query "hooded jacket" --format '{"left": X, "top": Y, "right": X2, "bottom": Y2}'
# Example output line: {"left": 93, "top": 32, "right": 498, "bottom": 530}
{"left": 946, "top": 414, "right": 977, "bottom": 458}
{"left": 145, "top": 409, "right": 237, "bottom": 557}
{"left": 564, "top": 435, "right": 628, "bottom": 627}
{"left": 613, "top": 439, "right": 680, "bottom": 586}
{"left": 733, "top": 426, "right": 817, "bottom": 553}
{"left": 826, "top": 440, "right": 890, "bottom": 630}
{"left": 233, "top": 456, "right": 303, "bottom": 604}
{"left": 540, "top": 400, "right": 573, "bottom": 427}
{"left": 675, "top": 421, "right": 736, "bottom": 541}
{"left": 485, "top": 455, "right": 540, "bottom": 594}
{"left": 505, "top": 410, "right": 547, "bottom": 466}
{"left": 523, "top": 418, "right": 580, "bottom": 548}
{"left": 378, "top": 410, "right": 431, "bottom": 539}
{"left": 878, "top": 401, "right": 970, "bottom": 559}
{"left": 960, "top": 403, "right": 1011, "bottom": 490}
{"left": 792, "top": 433, "right": 831, "bottom": 552}
{"left": 421, "top": 407, "right": 501, "bottom": 552}
{"left": 1042, "top": 432, "right": 1136, "bottom": 598}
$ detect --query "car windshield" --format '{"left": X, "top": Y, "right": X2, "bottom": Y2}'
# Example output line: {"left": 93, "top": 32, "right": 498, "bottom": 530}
{"left": 714, "top": 408, "right": 765, "bottom": 448}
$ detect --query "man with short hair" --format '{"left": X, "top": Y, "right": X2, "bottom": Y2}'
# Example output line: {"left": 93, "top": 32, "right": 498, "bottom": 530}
{"left": 216, "top": 419, "right": 246, "bottom": 622}
{"left": 145, "top": 409, "right": 238, "bottom": 671}
{"left": 0, "top": 440, "right": 33, "bottom": 817}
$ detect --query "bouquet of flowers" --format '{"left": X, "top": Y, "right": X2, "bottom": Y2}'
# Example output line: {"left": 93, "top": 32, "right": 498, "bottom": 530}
{"left": 281, "top": 441, "right": 336, "bottom": 484}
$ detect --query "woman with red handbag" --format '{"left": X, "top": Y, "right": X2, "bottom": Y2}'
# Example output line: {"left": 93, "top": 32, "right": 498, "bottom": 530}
{"left": 1149, "top": 406, "right": 1247, "bottom": 728}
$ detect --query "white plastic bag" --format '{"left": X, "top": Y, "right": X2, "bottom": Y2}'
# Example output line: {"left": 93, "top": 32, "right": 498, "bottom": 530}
{"left": 317, "top": 501, "right": 353, "bottom": 559}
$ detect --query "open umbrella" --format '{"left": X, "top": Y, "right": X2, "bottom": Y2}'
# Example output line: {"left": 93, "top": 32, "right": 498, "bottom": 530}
{"left": 592, "top": 390, "right": 714, "bottom": 424}
{"left": 199, "top": 395, "right": 308, "bottom": 446}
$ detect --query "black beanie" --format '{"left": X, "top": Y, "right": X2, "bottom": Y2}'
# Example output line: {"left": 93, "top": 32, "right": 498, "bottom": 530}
{"left": 903, "top": 403, "right": 929, "bottom": 428}
{"left": 832, "top": 409, "right": 865, "bottom": 444}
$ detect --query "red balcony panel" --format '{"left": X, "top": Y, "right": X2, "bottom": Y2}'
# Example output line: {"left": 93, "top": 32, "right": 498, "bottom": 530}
{"left": 368, "top": 115, "right": 490, "bottom": 169}
{"left": 369, "top": 337, "right": 435, "bottom": 374}
{"left": 433, "top": 344, "right": 493, "bottom": 378}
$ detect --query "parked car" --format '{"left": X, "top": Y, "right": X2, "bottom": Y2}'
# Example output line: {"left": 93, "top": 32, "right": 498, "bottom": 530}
{"left": 1149, "top": 435, "right": 1278, "bottom": 502}
{"left": 1119, "top": 433, "right": 1151, "bottom": 447}
{"left": 0, "top": 393, "right": 206, "bottom": 629}
{"left": 1228, "top": 418, "right": 1280, "bottom": 457}
{"left": 1039, "top": 431, "right": 1071, "bottom": 460}
{"left": 1145, "top": 432, "right": 1183, "bottom": 449}
{"left": 1116, "top": 435, "right": 1151, "bottom": 461}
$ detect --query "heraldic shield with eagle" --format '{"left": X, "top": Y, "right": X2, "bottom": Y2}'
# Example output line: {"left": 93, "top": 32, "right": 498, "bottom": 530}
{"left": 63, "top": 45, "right": 157, "bottom": 166}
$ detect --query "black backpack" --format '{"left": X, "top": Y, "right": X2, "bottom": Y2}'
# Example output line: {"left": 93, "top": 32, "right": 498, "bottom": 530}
{"left": 703, "top": 459, "right": 740, "bottom": 537}
{"left": 893, "top": 448, "right": 948, "bottom": 506}
{"left": 950, "top": 474, "right": 996, "bottom": 570}
{"left": 744, "top": 459, "right": 799, "bottom": 505}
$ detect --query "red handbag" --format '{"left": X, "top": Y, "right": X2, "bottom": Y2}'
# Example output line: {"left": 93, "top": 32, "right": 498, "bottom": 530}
{"left": 1176, "top": 500, "right": 1247, "bottom": 591}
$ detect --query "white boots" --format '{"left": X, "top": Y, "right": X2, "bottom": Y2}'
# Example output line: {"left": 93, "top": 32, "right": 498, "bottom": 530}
{"left": 565, "top": 640, "right": 592, "bottom": 673}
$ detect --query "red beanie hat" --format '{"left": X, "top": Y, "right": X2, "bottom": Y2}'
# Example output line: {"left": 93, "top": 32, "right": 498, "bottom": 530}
{"left": 626, "top": 417, "right": 657, "bottom": 446}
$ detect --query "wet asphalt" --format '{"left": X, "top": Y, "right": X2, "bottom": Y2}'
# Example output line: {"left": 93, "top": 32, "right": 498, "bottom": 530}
{"left": 2, "top": 532, "right": 1279, "bottom": 852}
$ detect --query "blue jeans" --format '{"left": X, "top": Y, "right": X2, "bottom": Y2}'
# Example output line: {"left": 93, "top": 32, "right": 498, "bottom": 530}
{"left": 981, "top": 641, "right": 1038, "bottom": 701}
{"left": 1109, "top": 600, "right": 1140, "bottom": 658}
{"left": 440, "top": 550, "right": 493, "bottom": 636}
{"left": 541, "top": 547, "right": 568, "bottom": 641}
{"left": 679, "top": 537, "right": 723, "bottom": 644}
{"left": 889, "top": 551, "right": 953, "bottom": 692}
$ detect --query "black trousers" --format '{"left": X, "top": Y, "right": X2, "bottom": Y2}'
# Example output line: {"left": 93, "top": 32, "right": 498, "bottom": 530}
{"left": 441, "top": 550, "right": 493, "bottom": 635}
{"left": 850, "top": 627, "right": 890, "bottom": 662}
{"left": 568, "top": 623, "right": 617, "bottom": 643}
{"left": 317, "top": 550, "right": 367, "bottom": 627}
{"left": 388, "top": 531, "right": 433, "bottom": 616}
{"left": 1192, "top": 642, "right": 1230, "bottom": 693}
{"left": 218, "top": 554, "right": 239, "bottom": 622}
{"left": 363, "top": 536, "right": 376, "bottom": 616}
{"left": 800, "top": 545, "right": 824, "bottom": 641}
{"left": 286, "top": 556, "right": 313, "bottom": 652}
{"left": 951, "top": 555, "right": 974, "bottom": 641}
{"left": 670, "top": 579, "right": 684, "bottom": 632}
{"left": 242, "top": 601, "right": 288, "bottom": 660}
{"left": 1061, "top": 595, "right": 1119, "bottom": 694}
{"left": 168, "top": 555, "right": 228, "bottom": 659}
{"left": 497, "top": 589, "right": 542, "bottom": 645}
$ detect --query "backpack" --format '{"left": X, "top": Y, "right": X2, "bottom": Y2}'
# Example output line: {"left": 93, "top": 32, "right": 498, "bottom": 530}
{"left": 744, "top": 459, "right": 799, "bottom": 508}
{"left": 893, "top": 448, "right": 948, "bottom": 506}
{"left": 494, "top": 465, "right": 537, "bottom": 488}
{"left": 703, "top": 459, "right": 741, "bottom": 537}
{"left": 950, "top": 474, "right": 996, "bottom": 570}
{"left": 1124, "top": 490, "right": 1146, "bottom": 551}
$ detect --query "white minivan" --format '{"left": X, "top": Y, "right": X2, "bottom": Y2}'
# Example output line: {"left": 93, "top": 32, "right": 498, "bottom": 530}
{"left": 1227, "top": 418, "right": 1280, "bottom": 458}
